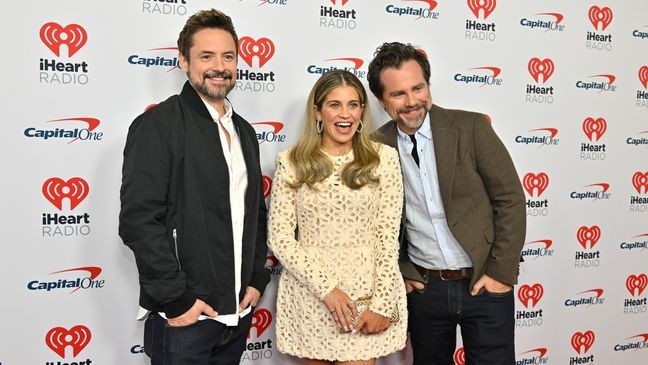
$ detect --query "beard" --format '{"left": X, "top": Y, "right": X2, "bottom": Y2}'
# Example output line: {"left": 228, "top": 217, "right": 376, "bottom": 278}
{"left": 189, "top": 70, "right": 235, "bottom": 100}
{"left": 395, "top": 102, "right": 429, "bottom": 129}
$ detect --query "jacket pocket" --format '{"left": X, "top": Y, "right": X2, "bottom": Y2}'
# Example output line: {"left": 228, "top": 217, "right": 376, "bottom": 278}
{"left": 172, "top": 228, "right": 181, "bottom": 271}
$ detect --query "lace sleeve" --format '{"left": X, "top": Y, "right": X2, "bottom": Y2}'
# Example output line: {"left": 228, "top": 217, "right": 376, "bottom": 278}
{"left": 267, "top": 152, "right": 338, "bottom": 300}
{"left": 370, "top": 145, "right": 404, "bottom": 318}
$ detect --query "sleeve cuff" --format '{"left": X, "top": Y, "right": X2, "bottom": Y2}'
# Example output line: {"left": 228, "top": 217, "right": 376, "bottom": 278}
{"left": 161, "top": 289, "right": 196, "bottom": 318}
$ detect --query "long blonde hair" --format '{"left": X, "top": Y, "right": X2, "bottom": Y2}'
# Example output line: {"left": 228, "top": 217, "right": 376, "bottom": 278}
{"left": 289, "top": 70, "right": 380, "bottom": 189}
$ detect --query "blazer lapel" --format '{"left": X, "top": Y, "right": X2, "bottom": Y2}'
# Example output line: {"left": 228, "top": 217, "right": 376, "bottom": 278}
{"left": 429, "top": 105, "right": 457, "bottom": 209}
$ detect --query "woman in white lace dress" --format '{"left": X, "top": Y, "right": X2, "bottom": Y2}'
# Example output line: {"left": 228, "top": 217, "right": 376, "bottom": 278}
{"left": 268, "top": 70, "right": 407, "bottom": 365}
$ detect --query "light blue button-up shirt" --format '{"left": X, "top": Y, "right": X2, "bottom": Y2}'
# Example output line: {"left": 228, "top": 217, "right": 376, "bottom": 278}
{"left": 397, "top": 114, "right": 473, "bottom": 270}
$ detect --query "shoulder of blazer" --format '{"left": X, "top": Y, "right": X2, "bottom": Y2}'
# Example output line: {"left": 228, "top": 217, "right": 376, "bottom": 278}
{"left": 430, "top": 104, "right": 486, "bottom": 129}
{"left": 372, "top": 120, "right": 399, "bottom": 148}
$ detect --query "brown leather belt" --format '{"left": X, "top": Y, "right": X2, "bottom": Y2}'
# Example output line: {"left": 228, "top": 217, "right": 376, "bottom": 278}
{"left": 414, "top": 263, "right": 473, "bottom": 281}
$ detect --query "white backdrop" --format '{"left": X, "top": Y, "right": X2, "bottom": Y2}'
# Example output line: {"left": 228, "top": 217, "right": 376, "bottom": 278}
{"left": 1, "top": 1, "right": 647, "bottom": 364}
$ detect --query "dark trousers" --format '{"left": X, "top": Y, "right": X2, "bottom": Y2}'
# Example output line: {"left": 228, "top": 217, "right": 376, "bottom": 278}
{"left": 407, "top": 277, "right": 515, "bottom": 365}
{"left": 144, "top": 312, "right": 253, "bottom": 365}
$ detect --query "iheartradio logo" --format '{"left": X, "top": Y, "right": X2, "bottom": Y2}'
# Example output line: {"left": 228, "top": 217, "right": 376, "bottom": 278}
{"left": 632, "top": 171, "right": 648, "bottom": 194}
{"left": 588, "top": 6, "right": 613, "bottom": 31}
{"left": 522, "top": 172, "right": 549, "bottom": 197}
{"left": 266, "top": 255, "right": 280, "bottom": 268}
{"left": 239, "top": 37, "right": 275, "bottom": 68}
{"left": 248, "top": 308, "right": 273, "bottom": 338}
{"left": 42, "top": 177, "right": 89, "bottom": 211}
{"left": 453, "top": 346, "right": 465, "bottom": 365}
{"left": 467, "top": 0, "right": 496, "bottom": 19}
{"left": 626, "top": 274, "right": 648, "bottom": 297}
{"left": 518, "top": 284, "right": 543, "bottom": 308}
{"left": 45, "top": 325, "right": 91, "bottom": 358}
{"left": 577, "top": 226, "right": 601, "bottom": 249}
{"left": 330, "top": 0, "right": 349, "bottom": 5}
{"left": 40, "top": 22, "right": 87, "bottom": 57}
{"left": 582, "top": 117, "right": 607, "bottom": 142}
{"left": 262, "top": 175, "right": 273, "bottom": 199}
{"left": 571, "top": 330, "right": 595, "bottom": 354}
{"left": 639, "top": 66, "right": 648, "bottom": 89}
{"left": 528, "top": 58, "right": 554, "bottom": 84}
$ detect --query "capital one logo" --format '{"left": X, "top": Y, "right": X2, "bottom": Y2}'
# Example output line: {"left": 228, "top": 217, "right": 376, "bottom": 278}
{"left": 239, "top": 37, "right": 275, "bottom": 68}
{"left": 262, "top": 175, "right": 273, "bottom": 199}
{"left": 639, "top": 66, "right": 648, "bottom": 89}
{"left": 248, "top": 308, "right": 273, "bottom": 338}
{"left": 42, "top": 177, "right": 89, "bottom": 210}
{"left": 633, "top": 172, "right": 648, "bottom": 194}
{"left": 626, "top": 274, "right": 647, "bottom": 296}
{"left": 588, "top": 6, "right": 613, "bottom": 31}
{"left": 571, "top": 330, "right": 595, "bottom": 354}
{"left": 519, "top": 348, "right": 548, "bottom": 360}
{"left": 453, "top": 346, "right": 465, "bottom": 365}
{"left": 582, "top": 117, "right": 607, "bottom": 142}
{"left": 528, "top": 58, "right": 554, "bottom": 84}
{"left": 407, "top": 0, "right": 438, "bottom": 11}
{"left": 577, "top": 226, "right": 601, "bottom": 249}
{"left": 518, "top": 284, "right": 543, "bottom": 308}
{"left": 326, "top": 57, "right": 364, "bottom": 69}
{"left": 523, "top": 172, "right": 549, "bottom": 197}
{"left": 40, "top": 22, "right": 87, "bottom": 57}
{"left": 45, "top": 325, "right": 91, "bottom": 358}
{"left": 467, "top": 0, "right": 495, "bottom": 19}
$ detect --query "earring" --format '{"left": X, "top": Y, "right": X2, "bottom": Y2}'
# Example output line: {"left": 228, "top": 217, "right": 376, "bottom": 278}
{"left": 356, "top": 121, "right": 364, "bottom": 134}
{"left": 317, "top": 120, "right": 323, "bottom": 134}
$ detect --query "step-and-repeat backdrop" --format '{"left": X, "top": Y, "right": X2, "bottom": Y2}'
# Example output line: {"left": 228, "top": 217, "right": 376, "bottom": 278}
{"left": 1, "top": 1, "right": 647, "bottom": 364}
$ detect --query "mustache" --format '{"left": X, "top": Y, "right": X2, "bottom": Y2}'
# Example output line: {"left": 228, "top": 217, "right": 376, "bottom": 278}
{"left": 397, "top": 104, "right": 426, "bottom": 114}
{"left": 204, "top": 71, "right": 233, "bottom": 80}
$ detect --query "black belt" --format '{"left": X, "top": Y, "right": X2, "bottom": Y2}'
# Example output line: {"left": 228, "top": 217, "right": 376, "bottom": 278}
{"left": 414, "top": 263, "right": 473, "bottom": 281}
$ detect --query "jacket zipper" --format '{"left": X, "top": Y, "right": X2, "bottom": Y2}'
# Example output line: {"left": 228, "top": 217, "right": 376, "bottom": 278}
{"left": 173, "top": 228, "right": 182, "bottom": 270}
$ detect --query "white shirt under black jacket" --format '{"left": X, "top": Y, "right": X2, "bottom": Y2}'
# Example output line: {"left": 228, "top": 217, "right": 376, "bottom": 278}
{"left": 137, "top": 98, "right": 250, "bottom": 326}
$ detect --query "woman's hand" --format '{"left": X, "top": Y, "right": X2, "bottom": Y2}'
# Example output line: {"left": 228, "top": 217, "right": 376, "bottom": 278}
{"left": 323, "top": 288, "right": 358, "bottom": 332}
{"left": 353, "top": 310, "right": 391, "bottom": 334}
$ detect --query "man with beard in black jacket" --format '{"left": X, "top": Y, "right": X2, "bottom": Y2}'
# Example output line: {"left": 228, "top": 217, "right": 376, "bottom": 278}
{"left": 119, "top": 8, "right": 270, "bottom": 365}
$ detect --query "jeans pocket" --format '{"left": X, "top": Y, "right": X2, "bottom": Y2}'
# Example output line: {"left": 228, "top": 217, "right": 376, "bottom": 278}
{"left": 484, "top": 288, "right": 514, "bottom": 301}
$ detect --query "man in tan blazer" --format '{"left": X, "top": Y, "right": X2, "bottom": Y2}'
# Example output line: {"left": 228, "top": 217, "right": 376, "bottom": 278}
{"left": 369, "top": 42, "right": 526, "bottom": 365}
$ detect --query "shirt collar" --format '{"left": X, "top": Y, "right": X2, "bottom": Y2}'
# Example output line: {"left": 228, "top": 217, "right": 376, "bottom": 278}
{"left": 201, "top": 98, "right": 233, "bottom": 124}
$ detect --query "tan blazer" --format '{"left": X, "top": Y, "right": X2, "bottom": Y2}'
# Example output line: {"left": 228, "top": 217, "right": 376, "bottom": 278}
{"left": 373, "top": 104, "right": 526, "bottom": 287}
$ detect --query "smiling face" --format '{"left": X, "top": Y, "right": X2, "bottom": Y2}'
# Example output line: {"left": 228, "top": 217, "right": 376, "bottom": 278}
{"left": 315, "top": 85, "right": 364, "bottom": 154}
{"left": 378, "top": 59, "right": 432, "bottom": 135}
{"left": 179, "top": 27, "right": 237, "bottom": 112}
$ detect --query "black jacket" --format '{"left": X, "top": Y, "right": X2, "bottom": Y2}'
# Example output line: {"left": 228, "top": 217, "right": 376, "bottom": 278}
{"left": 119, "top": 81, "right": 270, "bottom": 318}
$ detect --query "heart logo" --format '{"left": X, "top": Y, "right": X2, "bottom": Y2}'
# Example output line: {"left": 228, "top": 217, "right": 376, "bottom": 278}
{"left": 522, "top": 172, "right": 549, "bottom": 197}
{"left": 639, "top": 66, "right": 648, "bottom": 89}
{"left": 576, "top": 226, "right": 601, "bottom": 250}
{"left": 239, "top": 37, "right": 275, "bottom": 68}
{"left": 632, "top": 172, "right": 648, "bottom": 194}
{"left": 45, "top": 325, "right": 92, "bottom": 358}
{"left": 588, "top": 6, "right": 613, "bottom": 31}
{"left": 528, "top": 58, "right": 554, "bottom": 84}
{"left": 467, "top": 0, "right": 496, "bottom": 19}
{"left": 248, "top": 308, "right": 273, "bottom": 338}
{"left": 571, "top": 330, "right": 595, "bottom": 354}
{"left": 42, "top": 177, "right": 90, "bottom": 211}
{"left": 626, "top": 274, "right": 648, "bottom": 297}
{"left": 518, "top": 284, "right": 544, "bottom": 308}
{"left": 582, "top": 117, "right": 607, "bottom": 142}
{"left": 39, "top": 22, "right": 87, "bottom": 57}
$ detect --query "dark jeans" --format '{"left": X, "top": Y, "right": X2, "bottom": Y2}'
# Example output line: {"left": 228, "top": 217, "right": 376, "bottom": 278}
{"left": 407, "top": 277, "right": 515, "bottom": 365}
{"left": 144, "top": 312, "right": 253, "bottom": 365}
